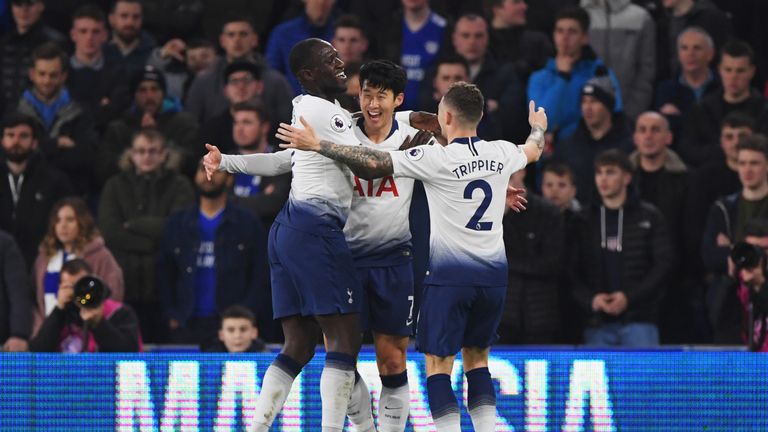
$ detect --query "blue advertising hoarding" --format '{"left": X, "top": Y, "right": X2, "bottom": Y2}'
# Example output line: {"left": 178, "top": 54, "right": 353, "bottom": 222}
{"left": 1, "top": 350, "right": 766, "bottom": 431}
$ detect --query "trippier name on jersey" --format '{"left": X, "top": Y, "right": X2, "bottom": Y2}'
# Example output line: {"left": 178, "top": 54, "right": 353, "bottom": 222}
{"left": 451, "top": 159, "right": 505, "bottom": 179}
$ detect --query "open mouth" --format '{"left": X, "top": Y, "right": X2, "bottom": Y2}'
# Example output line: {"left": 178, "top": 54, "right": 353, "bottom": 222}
{"left": 336, "top": 71, "right": 347, "bottom": 80}
{"left": 367, "top": 110, "right": 382, "bottom": 121}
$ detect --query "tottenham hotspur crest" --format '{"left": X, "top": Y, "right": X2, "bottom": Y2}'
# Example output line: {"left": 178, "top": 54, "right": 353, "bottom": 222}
{"left": 331, "top": 114, "right": 347, "bottom": 132}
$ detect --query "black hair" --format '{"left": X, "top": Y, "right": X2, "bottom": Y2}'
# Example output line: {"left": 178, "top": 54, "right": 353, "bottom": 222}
{"left": 61, "top": 258, "right": 93, "bottom": 276}
{"left": 2, "top": 112, "right": 42, "bottom": 141}
{"left": 435, "top": 54, "right": 470, "bottom": 76}
{"left": 555, "top": 6, "right": 590, "bottom": 33}
{"left": 721, "top": 39, "right": 756, "bottom": 66}
{"left": 72, "top": 4, "right": 106, "bottom": 23}
{"left": 110, "top": 0, "right": 142, "bottom": 14}
{"left": 543, "top": 160, "right": 577, "bottom": 184}
{"left": 334, "top": 14, "right": 367, "bottom": 39}
{"left": 722, "top": 112, "right": 756, "bottom": 131}
{"left": 594, "top": 149, "right": 632, "bottom": 173}
{"left": 358, "top": 60, "right": 407, "bottom": 96}
{"left": 736, "top": 133, "right": 768, "bottom": 159}
{"left": 288, "top": 38, "right": 328, "bottom": 77}
{"left": 221, "top": 304, "right": 257, "bottom": 326}
{"left": 231, "top": 102, "right": 270, "bottom": 123}
{"left": 31, "top": 42, "right": 69, "bottom": 73}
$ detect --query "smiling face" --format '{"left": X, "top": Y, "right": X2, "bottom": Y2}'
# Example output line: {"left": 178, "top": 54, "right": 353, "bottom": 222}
{"left": 306, "top": 42, "right": 347, "bottom": 95}
{"left": 359, "top": 81, "right": 403, "bottom": 130}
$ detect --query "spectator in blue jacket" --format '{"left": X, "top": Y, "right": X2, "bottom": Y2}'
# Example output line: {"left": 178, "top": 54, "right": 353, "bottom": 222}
{"left": 266, "top": 0, "right": 336, "bottom": 95}
{"left": 157, "top": 159, "right": 269, "bottom": 347}
{"left": 527, "top": 6, "right": 622, "bottom": 142}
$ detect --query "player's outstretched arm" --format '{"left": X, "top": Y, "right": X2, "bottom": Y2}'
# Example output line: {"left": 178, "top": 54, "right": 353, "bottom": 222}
{"left": 203, "top": 143, "right": 292, "bottom": 180}
{"left": 521, "top": 100, "right": 548, "bottom": 164}
{"left": 276, "top": 117, "right": 394, "bottom": 180}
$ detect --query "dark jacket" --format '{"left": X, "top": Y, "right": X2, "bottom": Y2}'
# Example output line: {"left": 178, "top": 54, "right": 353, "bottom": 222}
{"left": 572, "top": 196, "right": 673, "bottom": 325}
{"left": 557, "top": 113, "right": 634, "bottom": 205}
{"left": 0, "top": 154, "right": 73, "bottom": 269}
{"left": 501, "top": 193, "right": 564, "bottom": 341}
{"left": 99, "top": 107, "right": 201, "bottom": 182}
{"left": 99, "top": 168, "right": 195, "bottom": 303}
{"left": 103, "top": 32, "right": 157, "bottom": 74}
{"left": 29, "top": 300, "right": 140, "bottom": 352}
{"left": 17, "top": 92, "right": 97, "bottom": 197}
{"left": 653, "top": 69, "right": 721, "bottom": 143}
{"left": 0, "top": 22, "right": 65, "bottom": 111}
{"left": 157, "top": 202, "right": 269, "bottom": 326}
{"left": 489, "top": 26, "right": 553, "bottom": 79}
{"left": 67, "top": 57, "right": 132, "bottom": 132}
{"left": 186, "top": 55, "right": 294, "bottom": 124}
{"left": 700, "top": 192, "right": 763, "bottom": 275}
{"left": 0, "top": 230, "right": 31, "bottom": 344}
{"left": 680, "top": 89, "right": 768, "bottom": 167}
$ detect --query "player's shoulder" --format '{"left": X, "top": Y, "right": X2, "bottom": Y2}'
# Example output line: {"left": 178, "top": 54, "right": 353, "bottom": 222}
{"left": 482, "top": 139, "right": 524, "bottom": 155}
{"left": 293, "top": 95, "right": 353, "bottom": 130}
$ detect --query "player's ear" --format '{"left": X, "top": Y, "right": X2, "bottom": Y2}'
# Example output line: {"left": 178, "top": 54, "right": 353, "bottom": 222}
{"left": 394, "top": 92, "right": 404, "bottom": 109}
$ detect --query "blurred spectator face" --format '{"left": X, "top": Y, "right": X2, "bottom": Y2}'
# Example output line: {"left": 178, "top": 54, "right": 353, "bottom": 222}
{"left": 130, "top": 134, "right": 167, "bottom": 175}
{"left": 721, "top": 125, "right": 753, "bottom": 162}
{"left": 453, "top": 17, "right": 489, "bottom": 64}
{"left": 29, "top": 57, "right": 67, "bottom": 101}
{"left": 359, "top": 81, "right": 404, "bottom": 130}
{"left": 633, "top": 113, "right": 672, "bottom": 159}
{"left": 595, "top": 164, "right": 630, "bottom": 201}
{"left": 59, "top": 269, "right": 88, "bottom": 297}
{"left": 542, "top": 171, "right": 576, "bottom": 210}
{"left": 736, "top": 149, "right": 768, "bottom": 191}
{"left": 186, "top": 46, "right": 217, "bottom": 75}
{"left": 232, "top": 110, "right": 269, "bottom": 148}
{"left": 434, "top": 63, "right": 468, "bottom": 98}
{"left": 332, "top": 27, "right": 368, "bottom": 64}
{"left": 581, "top": 95, "right": 610, "bottom": 130}
{"left": 304, "top": 0, "right": 335, "bottom": 24}
{"left": 109, "top": 1, "right": 142, "bottom": 44}
{"left": 55, "top": 205, "right": 80, "bottom": 247}
{"left": 134, "top": 81, "right": 164, "bottom": 115}
{"left": 554, "top": 18, "right": 588, "bottom": 57}
{"left": 11, "top": 0, "right": 44, "bottom": 32}
{"left": 662, "top": 0, "right": 688, "bottom": 8}
{"left": 493, "top": 0, "right": 527, "bottom": 27}
{"left": 195, "top": 161, "right": 231, "bottom": 197}
{"left": 719, "top": 54, "right": 756, "bottom": 98}
{"left": 219, "top": 317, "right": 258, "bottom": 353}
{"left": 2, "top": 124, "right": 37, "bottom": 163}
{"left": 71, "top": 17, "right": 108, "bottom": 58}
{"left": 677, "top": 30, "right": 714, "bottom": 75}
{"left": 220, "top": 22, "right": 258, "bottom": 61}
{"left": 402, "top": 0, "right": 428, "bottom": 11}
{"left": 224, "top": 71, "right": 262, "bottom": 105}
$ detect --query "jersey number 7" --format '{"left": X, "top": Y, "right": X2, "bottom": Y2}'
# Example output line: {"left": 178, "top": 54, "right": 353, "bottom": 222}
{"left": 464, "top": 179, "right": 492, "bottom": 231}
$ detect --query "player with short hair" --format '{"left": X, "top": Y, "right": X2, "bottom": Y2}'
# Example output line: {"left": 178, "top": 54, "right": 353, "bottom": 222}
{"left": 276, "top": 82, "right": 546, "bottom": 432}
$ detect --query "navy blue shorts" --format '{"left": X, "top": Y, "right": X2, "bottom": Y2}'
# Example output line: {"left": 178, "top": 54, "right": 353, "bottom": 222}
{"left": 416, "top": 284, "right": 506, "bottom": 357}
{"left": 268, "top": 222, "right": 361, "bottom": 319}
{"left": 356, "top": 261, "right": 415, "bottom": 336}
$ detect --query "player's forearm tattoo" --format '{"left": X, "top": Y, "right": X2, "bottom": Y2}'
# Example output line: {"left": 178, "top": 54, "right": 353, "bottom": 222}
{"left": 526, "top": 126, "right": 546, "bottom": 152}
{"left": 317, "top": 140, "right": 394, "bottom": 179}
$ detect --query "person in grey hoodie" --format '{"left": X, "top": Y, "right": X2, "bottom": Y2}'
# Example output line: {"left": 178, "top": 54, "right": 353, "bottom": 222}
{"left": 581, "top": 0, "right": 656, "bottom": 120}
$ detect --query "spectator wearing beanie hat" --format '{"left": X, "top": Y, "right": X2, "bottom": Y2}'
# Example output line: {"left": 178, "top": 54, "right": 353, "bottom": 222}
{"left": 99, "top": 65, "right": 201, "bottom": 182}
{"left": 556, "top": 71, "right": 633, "bottom": 205}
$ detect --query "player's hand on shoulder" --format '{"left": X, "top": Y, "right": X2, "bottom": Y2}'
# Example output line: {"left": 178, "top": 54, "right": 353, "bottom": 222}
{"left": 203, "top": 143, "right": 221, "bottom": 181}
{"left": 399, "top": 130, "right": 435, "bottom": 151}
{"left": 277, "top": 116, "right": 322, "bottom": 151}
{"left": 409, "top": 111, "right": 441, "bottom": 135}
{"left": 528, "top": 100, "right": 547, "bottom": 131}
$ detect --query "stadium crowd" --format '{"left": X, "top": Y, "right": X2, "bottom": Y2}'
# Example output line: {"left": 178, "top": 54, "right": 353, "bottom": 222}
{"left": 1, "top": 0, "right": 768, "bottom": 352}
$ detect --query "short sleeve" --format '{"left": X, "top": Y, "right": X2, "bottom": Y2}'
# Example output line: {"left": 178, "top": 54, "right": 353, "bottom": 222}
{"left": 390, "top": 145, "right": 443, "bottom": 181}
{"left": 498, "top": 141, "right": 529, "bottom": 175}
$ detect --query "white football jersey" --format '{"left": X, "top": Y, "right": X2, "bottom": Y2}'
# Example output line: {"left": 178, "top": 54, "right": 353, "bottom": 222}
{"left": 276, "top": 95, "right": 359, "bottom": 233}
{"left": 344, "top": 119, "right": 420, "bottom": 260}
{"left": 390, "top": 137, "right": 528, "bottom": 286}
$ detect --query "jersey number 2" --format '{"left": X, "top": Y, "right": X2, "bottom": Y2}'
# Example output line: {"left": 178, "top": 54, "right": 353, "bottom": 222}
{"left": 464, "top": 180, "right": 492, "bottom": 231}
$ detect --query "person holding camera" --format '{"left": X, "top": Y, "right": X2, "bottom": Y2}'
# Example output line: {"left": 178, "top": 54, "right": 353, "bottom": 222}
{"left": 702, "top": 134, "right": 768, "bottom": 342}
{"left": 29, "top": 259, "right": 140, "bottom": 353}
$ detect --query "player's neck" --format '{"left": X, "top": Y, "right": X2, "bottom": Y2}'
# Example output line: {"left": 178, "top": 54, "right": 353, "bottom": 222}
{"left": 446, "top": 128, "right": 479, "bottom": 144}
{"left": 364, "top": 118, "right": 393, "bottom": 144}
{"left": 405, "top": 6, "right": 430, "bottom": 31}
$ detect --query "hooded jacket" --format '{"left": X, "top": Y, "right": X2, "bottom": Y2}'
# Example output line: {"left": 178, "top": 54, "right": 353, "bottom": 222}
{"left": 581, "top": 0, "right": 656, "bottom": 119}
